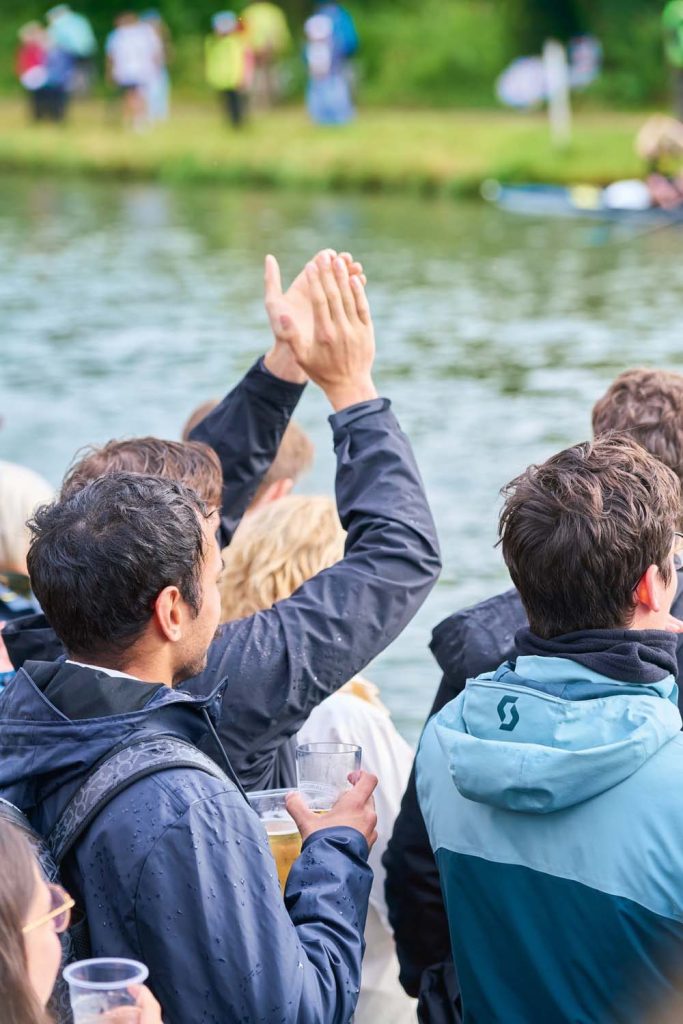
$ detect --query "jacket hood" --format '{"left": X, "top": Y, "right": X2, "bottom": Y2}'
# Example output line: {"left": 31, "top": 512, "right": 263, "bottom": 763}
{"left": 2, "top": 612, "right": 64, "bottom": 669}
{"left": 0, "top": 659, "right": 221, "bottom": 826}
{"left": 434, "top": 653, "right": 682, "bottom": 814}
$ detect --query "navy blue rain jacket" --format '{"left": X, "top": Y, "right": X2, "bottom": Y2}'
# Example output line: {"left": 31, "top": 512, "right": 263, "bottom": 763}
{"left": 188, "top": 358, "right": 307, "bottom": 549}
{"left": 4, "top": 360, "right": 442, "bottom": 792}
{"left": 0, "top": 659, "right": 372, "bottom": 1024}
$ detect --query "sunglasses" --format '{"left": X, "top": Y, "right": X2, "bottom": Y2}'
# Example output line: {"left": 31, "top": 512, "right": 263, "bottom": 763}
{"left": 23, "top": 883, "right": 75, "bottom": 935}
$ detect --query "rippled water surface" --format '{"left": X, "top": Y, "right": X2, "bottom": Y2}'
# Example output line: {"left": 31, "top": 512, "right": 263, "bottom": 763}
{"left": 2, "top": 176, "right": 683, "bottom": 742}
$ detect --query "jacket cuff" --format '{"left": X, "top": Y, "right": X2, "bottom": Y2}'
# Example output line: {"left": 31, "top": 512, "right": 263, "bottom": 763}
{"left": 301, "top": 824, "right": 370, "bottom": 861}
{"left": 246, "top": 357, "right": 307, "bottom": 404}
{"left": 329, "top": 396, "right": 390, "bottom": 433}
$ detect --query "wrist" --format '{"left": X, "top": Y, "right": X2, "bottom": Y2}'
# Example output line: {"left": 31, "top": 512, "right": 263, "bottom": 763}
{"left": 263, "top": 345, "right": 308, "bottom": 385}
{"left": 324, "top": 378, "right": 378, "bottom": 412}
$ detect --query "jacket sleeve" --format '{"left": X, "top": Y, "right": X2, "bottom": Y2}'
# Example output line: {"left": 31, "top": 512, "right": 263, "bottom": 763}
{"left": 194, "top": 397, "right": 442, "bottom": 790}
{"left": 134, "top": 791, "right": 372, "bottom": 1024}
{"left": 188, "top": 357, "right": 306, "bottom": 547}
{"left": 383, "top": 670, "right": 464, "bottom": 997}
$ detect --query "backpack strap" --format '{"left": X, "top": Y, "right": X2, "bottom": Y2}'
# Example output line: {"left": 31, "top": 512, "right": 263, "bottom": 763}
{"left": 48, "top": 735, "right": 231, "bottom": 865}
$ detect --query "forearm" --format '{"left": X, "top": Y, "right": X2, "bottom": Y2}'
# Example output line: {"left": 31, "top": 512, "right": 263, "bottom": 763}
{"left": 189, "top": 357, "right": 305, "bottom": 546}
{"left": 285, "top": 827, "right": 373, "bottom": 1024}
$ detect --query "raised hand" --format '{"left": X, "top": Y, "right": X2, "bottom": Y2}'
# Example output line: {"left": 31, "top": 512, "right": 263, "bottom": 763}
{"left": 281, "top": 251, "right": 378, "bottom": 411}
{"left": 286, "top": 771, "right": 379, "bottom": 849}
{"left": 263, "top": 250, "right": 365, "bottom": 384}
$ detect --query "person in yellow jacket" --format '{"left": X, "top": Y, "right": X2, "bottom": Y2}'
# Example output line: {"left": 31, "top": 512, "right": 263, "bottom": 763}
{"left": 241, "top": 2, "right": 290, "bottom": 108}
{"left": 205, "top": 11, "right": 252, "bottom": 126}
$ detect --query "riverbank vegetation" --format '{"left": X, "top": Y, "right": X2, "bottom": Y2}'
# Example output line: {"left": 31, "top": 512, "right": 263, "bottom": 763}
{"left": 0, "top": 0, "right": 672, "bottom": 107}
{"left": 0, "top": 101, "right": 646, "bottom": 194}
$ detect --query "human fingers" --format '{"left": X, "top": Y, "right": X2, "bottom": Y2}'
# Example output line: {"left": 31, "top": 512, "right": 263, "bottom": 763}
{"left": 315, "top": 250, "right": 346, "bottom": 323}
{"left": 664, "top": 614, "right": 683, "bottom": 633}
{"left": 285, "top": 790, "right": 316, "bottom": 835}
{"left": 130, "top": 985, "right": 163, "bottom": 1024}
{"left": 339, "top": 254, "right": 366, "bottom": 284}
{"left": 306, "top": 261, "right": 334, "bottom": 340}
{"left": 343, "top": 770, "right": 378, "bottom": 805}
{"left": 264, "top": 254, "right": 283, "bottom": 310}
{"left": 350, "top": 274, "right": 372, "bottom": 326}
{"left": 334, "top": 256, "right": 358, "bottom": 320}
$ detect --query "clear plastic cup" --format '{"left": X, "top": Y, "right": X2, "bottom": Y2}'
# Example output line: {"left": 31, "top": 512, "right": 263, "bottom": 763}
{"left": 247, "top": 788, "right": 302, "bottom": 892}
{"left": 295, "top": 742, "right": 362, "bottom": 811}
{"left": 63, "top": 958, "right": 148, "bottom": 1023}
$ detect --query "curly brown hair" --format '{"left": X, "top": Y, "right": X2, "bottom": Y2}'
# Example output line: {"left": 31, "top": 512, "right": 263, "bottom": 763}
{"left": 0, "top": 820, "right": 51, "bottom": 1024}
{"left": 60, "top": 436, "right": 222, "bottom": 509}
{"left": 499, "top": 433, "right": 681, "bottom": 639}
{"left": 592, "top": 368, "right": 683, "bottom": 492}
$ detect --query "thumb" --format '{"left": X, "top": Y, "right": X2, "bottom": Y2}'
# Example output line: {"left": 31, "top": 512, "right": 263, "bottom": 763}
{"left": 264, "top": 254, "right": 283, "bottom": 306}
{"left": 344, "top": 770, "right": 378, "bottom": 806}
{"left": 285, "top": 791, "right": 314, "bottom": 833}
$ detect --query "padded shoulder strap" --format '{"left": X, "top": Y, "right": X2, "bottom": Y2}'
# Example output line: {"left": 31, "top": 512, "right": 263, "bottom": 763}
{"left": 48, "top": 735, "right": 231, "bottom": 865}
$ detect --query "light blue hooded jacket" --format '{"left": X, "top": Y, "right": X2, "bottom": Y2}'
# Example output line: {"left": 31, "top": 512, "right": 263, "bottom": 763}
{"left": 417, "top": 652, "right": 683, "bottom": 1023}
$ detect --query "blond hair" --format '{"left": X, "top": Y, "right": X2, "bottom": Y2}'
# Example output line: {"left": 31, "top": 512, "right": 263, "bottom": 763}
{"left": 0, "top": 461, "right": 53, "bottom": 575}
{"left": 220, "top": 494, "right": 345, "bottom": 621}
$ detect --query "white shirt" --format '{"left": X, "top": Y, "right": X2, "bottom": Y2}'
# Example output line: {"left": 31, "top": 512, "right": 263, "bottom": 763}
{"left": 66, "top": 659, "right": 141, "bottom": 681}
{"left": 106, "top": 23, "right": 162, "bottom": 87}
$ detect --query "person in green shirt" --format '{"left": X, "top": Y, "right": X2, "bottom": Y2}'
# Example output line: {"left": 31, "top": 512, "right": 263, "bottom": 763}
{"left": 205, "top": 11, "right": 251, "bottom": 126}
{"left": 242, "top": 2, "right": 291, "bottom": 109}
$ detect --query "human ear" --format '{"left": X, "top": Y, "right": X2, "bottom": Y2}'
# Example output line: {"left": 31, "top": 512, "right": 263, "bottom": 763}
{"left": 634, "top": 564, "right": 663, "bottom": 614}
{"left": 153, "top": 586, "right": 183, "bottom": 642}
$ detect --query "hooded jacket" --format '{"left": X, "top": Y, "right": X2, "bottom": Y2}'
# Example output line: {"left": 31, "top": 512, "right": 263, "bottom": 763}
{"left": 416, "top": 630, "right": 683, "bottom": 1024}
{"left": 4, "top": 363, "right": 441, "bottom": 792}
{"left": 385, "top": 576, "right": 683, "bottom": 1009}
{"left": 0, "top": 659, "right": 372, "bottom": 1024}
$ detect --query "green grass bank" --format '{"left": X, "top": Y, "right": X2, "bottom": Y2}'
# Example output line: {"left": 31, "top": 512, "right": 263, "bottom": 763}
{"left": 0, "top": 100, "right": 649, "bottom": 195}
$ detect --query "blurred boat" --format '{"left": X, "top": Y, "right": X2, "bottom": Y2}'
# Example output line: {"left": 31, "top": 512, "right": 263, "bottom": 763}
{"left": 481, "top": 180, "right": 683, "bottom": 224}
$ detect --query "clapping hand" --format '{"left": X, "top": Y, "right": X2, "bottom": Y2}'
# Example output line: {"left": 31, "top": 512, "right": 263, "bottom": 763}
{"left": 272, "top": 250, "right": 377, "bottom": 411}
{"left": 264, "top": 249, "right": 366, "bottom": 384}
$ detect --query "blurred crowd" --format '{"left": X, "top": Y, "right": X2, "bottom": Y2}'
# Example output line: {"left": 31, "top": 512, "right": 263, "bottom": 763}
{"left": 15, "top": 2, "right": 359, "bottom": 129}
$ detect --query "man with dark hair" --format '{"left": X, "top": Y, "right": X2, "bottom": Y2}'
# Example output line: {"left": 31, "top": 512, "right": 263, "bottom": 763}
{"left": 2, "top": 473, "right": 377, "bottom": 1023}
{"left": 417, "top": 434, "right": 683, "bottom": 1023}
{"left": 4, "top": 249, "right": 441, "bottom": 794}
{"left": 384, "top": 365, "right": 683, "bottom": 1019}
{"left": 0, "top": 259, "right": 399, "bottom": 1024}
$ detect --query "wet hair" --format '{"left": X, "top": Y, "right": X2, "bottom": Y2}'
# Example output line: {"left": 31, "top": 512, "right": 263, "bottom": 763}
{"left": 182, "top": 403, "right": 314, "bottom": 497}
{"left": 61, "top": 437, "right": 222, "bottom": 509}
{"left": 0, "top": 820, "right": 49, "bottom": 1024}
{"left": 592, "top": 368, "right": 683, "bottom": 493}
{"left": 27, "top": 473, "right": 210, "bottom": 664}
{"left": 499, "top": 434, "right": 681, "bottom": 639}
{"left": 220, "top": 495, "right": 344, "bottom": 620}
{"left": 0, "top": 461, "right": 53, "bottom": 575}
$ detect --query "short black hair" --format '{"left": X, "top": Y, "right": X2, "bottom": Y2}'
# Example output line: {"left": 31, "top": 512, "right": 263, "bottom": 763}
{"left": 27, "top": 473, "right": 210, "bottom": 662}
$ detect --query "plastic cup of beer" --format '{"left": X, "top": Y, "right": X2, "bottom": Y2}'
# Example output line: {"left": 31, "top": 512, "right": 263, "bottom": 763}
{"left": 63, "top": 958, "right": 148, "bottom": 1023}
{"left": 248, "top": 788, "right": 302, "bottom": 893}
{"left": 295, "top": 742, "right": 362, "bottom": 812}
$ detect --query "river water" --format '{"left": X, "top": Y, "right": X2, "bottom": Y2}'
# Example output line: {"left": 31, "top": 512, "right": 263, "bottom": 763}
{"left": 2, "top": 175, "right": 683, "bottom": 742}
